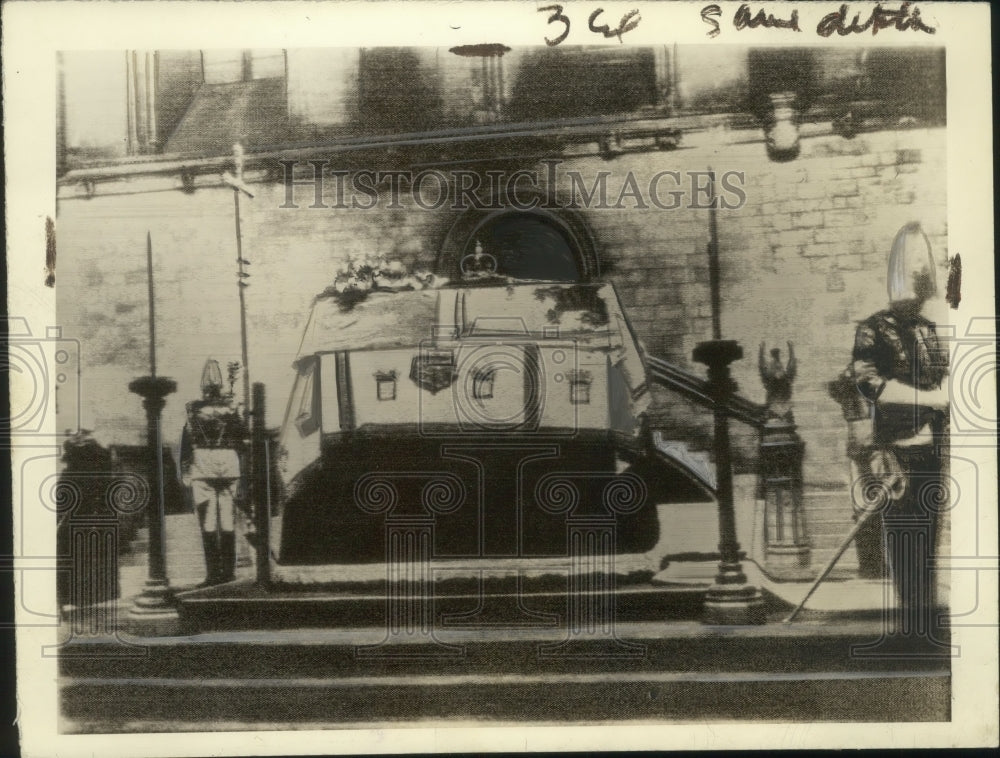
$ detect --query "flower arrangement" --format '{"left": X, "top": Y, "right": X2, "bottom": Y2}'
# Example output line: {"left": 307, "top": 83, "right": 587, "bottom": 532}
{"left": 226, "top": 361, "right": 241, "bottom": 398}
{"left": 318, "top": 255, "right": 447, "bottom": 310}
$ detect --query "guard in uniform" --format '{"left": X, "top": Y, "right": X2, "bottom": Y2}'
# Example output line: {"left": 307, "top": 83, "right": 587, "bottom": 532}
{"left": 851, "top": 222, "right": 950, "bottom": 636}
{"left": 180, "top": 359, "right": 248, "bottom": 586}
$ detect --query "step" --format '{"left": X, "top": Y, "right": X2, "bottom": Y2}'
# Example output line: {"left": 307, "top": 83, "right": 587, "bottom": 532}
{"left": 58, "top": 620, "right": 952, "bottom": 678}
{"left": 173, "top": 579, "right": 708, "bottom": 632}
{"left": 61, "top": 669, "right": 949, "bottom": 728}
{"left": 58, "top": 621, "right": 952, "bottom": 728}
{"left": 758, "top": 565, "right": 856, "bottom": 583}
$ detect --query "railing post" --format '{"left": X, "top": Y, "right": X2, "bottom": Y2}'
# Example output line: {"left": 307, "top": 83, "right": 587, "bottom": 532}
{"left": 693, "top": 339, "right": 765, "bottom": 625}
{"left": 250, "top": 382, "right": 271, "bottom": 586}
{"left": 126, "top": 375, "right": 180, "bottom": 635}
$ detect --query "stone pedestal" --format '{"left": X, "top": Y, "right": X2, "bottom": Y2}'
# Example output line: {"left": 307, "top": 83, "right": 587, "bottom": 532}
{"left": 703, "top": 582, "right": 766, "bottom": 626}
{"left": 760, "top": 418, "right": 812, "bottom": 578}
{"left": 127, "top": 579, "right": 181, "bottom": 636}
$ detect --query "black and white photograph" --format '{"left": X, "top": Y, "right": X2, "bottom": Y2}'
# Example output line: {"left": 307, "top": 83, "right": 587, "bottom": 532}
{"left": 5, "top": 1, "right": 997, "bottom": 753}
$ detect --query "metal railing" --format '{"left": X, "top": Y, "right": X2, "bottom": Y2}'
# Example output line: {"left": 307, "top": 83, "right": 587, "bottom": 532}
{"left": 645, "top": 354, "right": 767, "bottom": 430}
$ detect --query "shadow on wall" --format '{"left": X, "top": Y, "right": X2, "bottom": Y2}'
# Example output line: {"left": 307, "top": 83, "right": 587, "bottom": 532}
{"left": 357, "top": 48, "right": 444, "bottom": 133}
{"left": 507, "top": 47, "right": 658, "bottom": 122}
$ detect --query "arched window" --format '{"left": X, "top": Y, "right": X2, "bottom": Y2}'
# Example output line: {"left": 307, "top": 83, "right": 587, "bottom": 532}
{"left": 438, "top": 202, "right": 599, "bottom": 283}
{"left": 464, "top": 213, "right": 579, "bottom": 281}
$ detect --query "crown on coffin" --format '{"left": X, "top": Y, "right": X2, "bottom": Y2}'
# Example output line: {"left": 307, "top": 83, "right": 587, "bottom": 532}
{"left": 460, "top": 241, "right": 499, "bottom": 279}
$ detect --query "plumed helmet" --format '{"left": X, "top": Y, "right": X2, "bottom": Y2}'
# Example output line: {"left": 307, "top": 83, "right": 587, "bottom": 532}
{"left": 887, "top": 222, "right": 936, "bottom": 304}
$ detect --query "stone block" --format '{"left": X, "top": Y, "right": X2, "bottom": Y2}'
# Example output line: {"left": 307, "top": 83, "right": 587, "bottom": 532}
{"left": 807, "top": 258, "right": 831, "bottom": 274}
{"left": 772, "top": 245, "right": 803, "bottom": 261}
{"left": 618, "top": 268, "right": 647, "bottom": 286}
{"left": 792, "top": 211, "right": 823, "bottom": 229}
{"left": 823, "top": 210, "right": 866, "bottom": 228}
{"left": 859, "top": 151, "right": 882, "bottom": 167}
{"left": 771, "top": 229, "right": 808, "bottom": 248}
{"left": 846, "top": 238, "right": 867, "bottom": 255}
{"left": 848, "top": 166, "right": 877, "bottom": 179}
{"left": 861, "top": 252, "right": 888, "bottom": 270}
{"left": 664, "top": 265, "right": 695, "bottom": 285}
{"left": 812, "top": 229, "right": 844, "bottom": 245}
{"left": 771, "top": 214, "right": 794, "bottom": 231}
{"left": 828, "top": 179, "right": 859, "bottom": 197}
{"left": 835, "top": 253, "right": 865, "bottom": 271}
{"left": 653, "top": 304, "right": 686, "bottom": 322}
{"left": 825, "top": 270, "right": 846, "bottom": 293}
{"left": 635, "top": 288, "right": 662, "bottom": 307}
{"left": 796, "top": 182, "right": 827, "bottom": 200}
{"left": 803, "top": 241, "right": 839, "bottom": 258}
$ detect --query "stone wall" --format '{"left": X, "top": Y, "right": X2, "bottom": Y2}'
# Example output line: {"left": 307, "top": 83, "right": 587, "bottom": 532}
{"left": 551, "top": 126, "right": 948, "bottom": 487}
{"left": 56, "top": 124, "right": 946, "bottom": 562}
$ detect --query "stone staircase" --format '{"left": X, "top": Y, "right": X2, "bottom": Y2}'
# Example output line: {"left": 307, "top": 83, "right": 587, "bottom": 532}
{"left": 651, "top": 433, "right": 716, "bottom": 493}
{"left": 64, "top": 500, "right": 951, "bottom": 731}
{"left": 58, "top": 617, "right": 951, "bottom": 730}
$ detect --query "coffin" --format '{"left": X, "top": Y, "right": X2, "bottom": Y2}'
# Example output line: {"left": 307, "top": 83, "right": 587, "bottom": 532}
{"left": 276, "top": 281, "right": 665, "bottom": 565}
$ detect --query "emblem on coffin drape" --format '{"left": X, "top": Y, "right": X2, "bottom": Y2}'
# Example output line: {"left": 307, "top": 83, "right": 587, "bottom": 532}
{"left": 410, "top": 349, "right": 457, "bottom": 394}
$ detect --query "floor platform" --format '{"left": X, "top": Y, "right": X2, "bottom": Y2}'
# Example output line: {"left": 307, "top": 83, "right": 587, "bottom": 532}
{"left": 172, "top": 575, "right": 708, "bottom": 632}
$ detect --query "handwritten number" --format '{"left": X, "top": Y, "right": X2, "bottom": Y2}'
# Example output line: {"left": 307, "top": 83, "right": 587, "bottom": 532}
{"left": 588, "top": 9, "right": 608, "bottom": 35}
{"left": 539, "top": 5, "right": 571, "bottom": 46}
{"left": 588, "top": 8, "right": 641, "bottom": 42}
{"left": 539, "top": 6, "right": 640, "bottom": 46}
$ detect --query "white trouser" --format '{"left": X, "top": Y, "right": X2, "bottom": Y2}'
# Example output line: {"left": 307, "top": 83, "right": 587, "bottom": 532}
{"left": 188, "top": 449, "right": 241, "bottom": 534}
{"left": 191, "top": 479, "right": 237, "bottom": 533}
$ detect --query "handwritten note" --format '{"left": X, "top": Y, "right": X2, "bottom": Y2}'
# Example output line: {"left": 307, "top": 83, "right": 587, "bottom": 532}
{"left": 816, "top": 3, "right": 936, "bottom": 36}
{"left": 700, "top": 3, "right": 936, "bottom": 37}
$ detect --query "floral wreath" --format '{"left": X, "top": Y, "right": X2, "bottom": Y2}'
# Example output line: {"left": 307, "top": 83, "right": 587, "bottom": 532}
{"left": 318, "top": 255, "right": 447, "bottom": 310}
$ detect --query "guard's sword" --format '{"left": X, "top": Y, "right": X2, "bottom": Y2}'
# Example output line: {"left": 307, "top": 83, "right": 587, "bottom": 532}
{"left": 782, "top": 503, "right": 881, "bottom": 624}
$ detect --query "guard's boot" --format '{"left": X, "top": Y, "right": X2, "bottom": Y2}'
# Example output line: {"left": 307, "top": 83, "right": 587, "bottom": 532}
{"left": 199, "top": 533, "right": 219, "bottom": 587}
{"left": 218, "top": 531, "right": 237, "bottom": 583}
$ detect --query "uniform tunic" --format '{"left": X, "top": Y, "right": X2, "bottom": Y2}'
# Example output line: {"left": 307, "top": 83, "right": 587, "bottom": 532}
{"left": 852, "top": 308, "right": 948, "bottom": 621}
